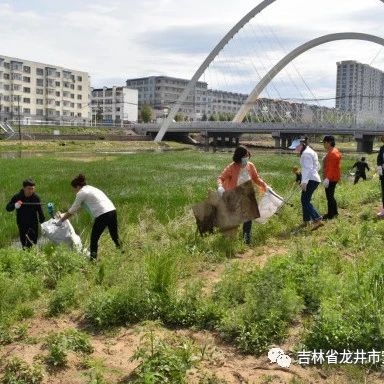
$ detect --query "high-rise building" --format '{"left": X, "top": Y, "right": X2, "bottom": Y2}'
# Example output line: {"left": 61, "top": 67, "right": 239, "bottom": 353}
{"left": 91, "top": 86, "right": 138, "bottom": 125}
{"left": 0, "top": 55, "right": 90, "bottom": 124}
{"left": 336, "top": 60, "right": 384, "bottom": 124}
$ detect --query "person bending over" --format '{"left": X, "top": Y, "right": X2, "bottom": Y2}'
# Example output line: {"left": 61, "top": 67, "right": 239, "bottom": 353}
{"left": 58, "top": 174, "right": 122, "bottom": 260}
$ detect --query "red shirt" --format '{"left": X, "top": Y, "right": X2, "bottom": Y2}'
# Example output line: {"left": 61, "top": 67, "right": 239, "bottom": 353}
{"left": 323, "top": 147, "right": 341, "bottom": 182}
{"left": 217, "top": 162, "right": 266, "bottom": 192}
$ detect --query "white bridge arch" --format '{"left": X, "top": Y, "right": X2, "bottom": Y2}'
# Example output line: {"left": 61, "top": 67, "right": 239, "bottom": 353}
{"left": 155, "top": 0, "right": 384, "bottom": 142}
{"left": 233, "top": 32, "right": 384, "bottom": 122}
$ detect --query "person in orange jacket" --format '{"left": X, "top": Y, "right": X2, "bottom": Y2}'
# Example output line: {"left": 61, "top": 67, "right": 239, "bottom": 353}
{"left": 217, "top": 145, "right": 267, "bottom": 244}
{"left": 322, "top": 135, "right": 341, "bottom": 220}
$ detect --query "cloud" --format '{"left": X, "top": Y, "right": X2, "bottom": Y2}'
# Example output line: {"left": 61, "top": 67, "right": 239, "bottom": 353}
{"left": 137, "top": 24, "right": 226, "bottom": 54}
{"left": 0, "top": 0, "right": 384, "bottom": 107}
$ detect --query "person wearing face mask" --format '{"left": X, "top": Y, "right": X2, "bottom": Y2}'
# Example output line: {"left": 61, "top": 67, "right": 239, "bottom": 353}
{"left": 217, "top": 145, "right": 267, "bottom": 245}
{"left": 290, "top": 137, "right": 324, "bottom": 230}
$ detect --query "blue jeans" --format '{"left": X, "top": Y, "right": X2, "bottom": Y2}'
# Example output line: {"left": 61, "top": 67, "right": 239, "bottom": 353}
{"left": 301, "top": 180, "right": 321, "bottom": 222}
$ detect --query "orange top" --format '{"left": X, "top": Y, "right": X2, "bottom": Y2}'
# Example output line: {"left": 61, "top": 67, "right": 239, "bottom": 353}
{"left": 323, "top": 147, "right": 341, "bottom": 181}
{"left": 217, "top": 162, "right": 267, "bottom": 192}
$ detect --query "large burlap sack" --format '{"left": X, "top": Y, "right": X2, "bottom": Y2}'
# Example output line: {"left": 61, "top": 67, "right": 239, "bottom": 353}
{"left": 192, "top": 180, "right": 260, "bottom": 234}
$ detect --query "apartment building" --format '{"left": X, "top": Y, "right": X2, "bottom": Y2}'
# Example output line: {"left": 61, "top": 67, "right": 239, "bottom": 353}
{"left": 0, "top": 55, "right": 90, "bottom": 124}
{"left": 91, "top": 86, "right": 138, "bottom": 125}
{"left": 125, "top": 75, "right": 247, "bottom": 120}
{"left": 126, "top": 76, "right": 208, "bottom": 120}
{"left": 336, "top": 60, "right": 384, "bottom": 124}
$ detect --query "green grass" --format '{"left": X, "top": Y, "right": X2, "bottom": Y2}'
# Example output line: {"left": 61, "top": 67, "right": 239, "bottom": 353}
{"left": 0, "top": 144, "right": 384, "bottom": 382}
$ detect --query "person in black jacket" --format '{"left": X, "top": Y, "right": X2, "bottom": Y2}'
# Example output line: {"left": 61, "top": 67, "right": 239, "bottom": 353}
{"left": 6, "top": 179, "right": 45, "bottom": 248}
{"left": 351, "top": 157, "right": 370, "bottom": 184}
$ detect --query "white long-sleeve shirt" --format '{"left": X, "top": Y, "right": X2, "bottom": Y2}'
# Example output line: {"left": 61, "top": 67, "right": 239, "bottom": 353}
{"left": 300, "top": 146, "right": 321, "bottom": 185}
{"left": 68, "top": 185, "right": 116, "bottom": 219}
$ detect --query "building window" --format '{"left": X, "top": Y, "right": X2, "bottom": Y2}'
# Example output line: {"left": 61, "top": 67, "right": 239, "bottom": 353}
{"left": 36, "top": 88, "right": 44, "bottom": 95}
{"left": 36, "top": 109, "right": 44, "bottom": 115}
{"left": 23, "top": 76, "right": 30, "bottom": 83}
{"left": 23, "top": 98, "right": 30, "bottom": 103}
{"left": 77, "top": 95, "right": 82, "bottom": 100}
{"left": 12, "top": 73, "right": 22, "bottom": 81}
{"left": 36, "top": 79, "right": 43, "bottom": 86}
{"left": 23, "top": 108, "right": 30, "bottom": 114}
{"left": 23, "top": 87, "right": 31, "bottom": 93}
{"left": 36, "top": 68, "right": 44, "bottom": 76}
{"left": 77, "top": 76, "right": 82, "bottom": 81}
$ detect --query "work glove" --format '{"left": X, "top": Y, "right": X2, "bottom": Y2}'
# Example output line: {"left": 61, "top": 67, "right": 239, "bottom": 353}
{"left": 377, "top": 165, "right": 383, "bottom": 176}
{"left": 217, "top": 186, "right": 225, "bottom": 197}
{"left": 14, "top": 200, "right": 23, "bottom": 209}
{"left": 323, "top": 178, "right": 330, "bottom": 188}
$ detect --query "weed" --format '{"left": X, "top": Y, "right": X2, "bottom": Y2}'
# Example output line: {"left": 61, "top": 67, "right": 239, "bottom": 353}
{"left": 130, "top": 331, "right": 199, "bottom": 383}
{"left": 45, "top": 329, "right": 94, "bottom": 368}
{"left": 2, "top": 357, "right": 43, "bottom": 384}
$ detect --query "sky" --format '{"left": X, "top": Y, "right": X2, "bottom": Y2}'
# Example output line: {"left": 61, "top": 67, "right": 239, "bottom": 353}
{"left": 1, "top": 0, "right": 384, "bottom": 106}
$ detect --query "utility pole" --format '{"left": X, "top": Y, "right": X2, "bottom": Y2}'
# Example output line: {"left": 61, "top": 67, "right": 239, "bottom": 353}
{"left": 17, "top": 95, "right": 21, "bottom": 142}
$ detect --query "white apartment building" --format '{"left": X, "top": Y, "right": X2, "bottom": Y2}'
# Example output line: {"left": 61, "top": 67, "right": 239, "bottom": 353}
{"left": 336, "top": 60, "right": 384, "bottom": 124}
{"left": 91, "top": 86, "right": 138, "bottom": 125}
{"left": 126, "top": 75, "right": 250, "bottom": 121}
{"left": 0, "top": 55, "right": 90, "bottom": 124}
{"left": 126, "top": 76, "right": 208, "bottom": 120}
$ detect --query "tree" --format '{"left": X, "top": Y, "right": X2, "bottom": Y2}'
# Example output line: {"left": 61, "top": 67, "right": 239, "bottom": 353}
{"left": 140, "top": 105, "right": 153, "bottom": 123}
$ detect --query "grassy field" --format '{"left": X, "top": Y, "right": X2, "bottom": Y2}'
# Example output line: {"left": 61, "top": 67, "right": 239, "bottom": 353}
{"left": 0, "top": 141, "right": 384, "bottom": 383}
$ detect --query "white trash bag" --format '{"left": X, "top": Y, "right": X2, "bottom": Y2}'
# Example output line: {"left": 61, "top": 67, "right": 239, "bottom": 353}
{"left": 255, "top": 188, "right": 284, "bottom": 224}
{"left": 41, "top": 218, "right": 86, "bottom": 255}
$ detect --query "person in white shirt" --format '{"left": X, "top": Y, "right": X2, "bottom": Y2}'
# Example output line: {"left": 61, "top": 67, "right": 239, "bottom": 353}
{"left": 292, "top": 138, "right": 324, "bottom": 230}
{"left": 58, "top": 174, "right": 122, "bottom": 260}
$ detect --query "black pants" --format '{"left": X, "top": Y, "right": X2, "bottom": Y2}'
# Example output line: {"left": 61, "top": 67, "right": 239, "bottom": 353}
{"left": 243, "top": 221, "right": 252, "bottom": 245}
{"left": 18, "top": 224, "right": 38, "bottom": 249}
{"left": 325, "top": 181, "right": 338, "bottom": 218}
{"left": 90, "top": 210, "right": 121, "bottom": 260}
{"left": 381, "top": 176, "right": 384, "bottom": 206}
{"left": 354, "top": 172, "right": 366, "bottom": 184}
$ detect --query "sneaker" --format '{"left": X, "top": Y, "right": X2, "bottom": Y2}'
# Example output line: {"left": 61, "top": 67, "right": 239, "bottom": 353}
{"left": 311, "top": 220, "right": 324, "bottom": 231}
{"left": 377, "top": 210, "right": 384, "bottom": 218}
